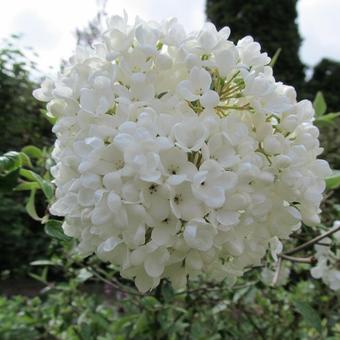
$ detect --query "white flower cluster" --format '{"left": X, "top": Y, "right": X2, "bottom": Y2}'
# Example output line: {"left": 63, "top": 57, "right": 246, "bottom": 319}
{"left": 34, "top": 14, "right": 331, "bottom": 292}
{"left": 311, "top": 221, "right": 340, "bottom": 291}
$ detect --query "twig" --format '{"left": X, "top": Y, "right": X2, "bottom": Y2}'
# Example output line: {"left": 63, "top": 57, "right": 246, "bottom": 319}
{"left": 88, "top": 267, "right": 141, "bottom": 297}
{"left": 279, "top": 254, "right": 317, "bottom": 264}
{"left": 174, "top": 281, "right": 256, "bottom": 296}
{"left": 271, "top": 257, "right": 282, "bottom": 286}
{"left": 284, "top": 224, "right": 340, "bottom": 256}
{"left": 316, "top": 242, "right": 331, "bottom": 246}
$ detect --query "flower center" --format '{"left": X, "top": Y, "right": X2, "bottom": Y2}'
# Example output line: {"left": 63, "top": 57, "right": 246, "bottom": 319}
{"left": 174, "top": 194, "right": 182, "bottom": 204}
{"left": 148, "top": 184, "right": 158, "bottom": 195}
{"left": 168, "top": 165, "right": 179, "bottom": 175}
{"left": 114, "top": 159, "right": 124, "bottom": 170}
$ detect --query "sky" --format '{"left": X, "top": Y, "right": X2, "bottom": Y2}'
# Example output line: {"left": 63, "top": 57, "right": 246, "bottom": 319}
{"left": 0, "top": 0, "right": 339, "bottom": 75}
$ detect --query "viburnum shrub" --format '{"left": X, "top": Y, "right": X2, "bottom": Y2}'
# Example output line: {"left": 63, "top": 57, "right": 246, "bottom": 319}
{"left": 33, "top": 14, "right": 333, "bottom": 293}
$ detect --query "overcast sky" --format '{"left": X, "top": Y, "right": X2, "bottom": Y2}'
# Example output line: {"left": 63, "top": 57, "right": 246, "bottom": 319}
{"left": 0, "top": 0, "right": 339, "bottom": 75}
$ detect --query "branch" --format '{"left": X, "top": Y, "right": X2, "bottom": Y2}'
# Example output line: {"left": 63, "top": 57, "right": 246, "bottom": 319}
{"left": 88, "top": 267, "right": 141, "bottom": 297}
{"left": 271, "top": 257, "right": 282, "bottom": 286}
{"left": 315, "top": 242, "right": 331, "bottom": 246}
{"left": 284, "top": 224, "right": 340, "bottom": 256}
{"left": 174, "top": 282, "right": 256, "bottom": 296}
{"left": 279, "top": 254, "right": 317, "bottom": 264}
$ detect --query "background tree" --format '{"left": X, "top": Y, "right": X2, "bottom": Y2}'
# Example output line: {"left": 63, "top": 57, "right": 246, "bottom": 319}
{"left": 0, "top": 37, "right": 53, "bottom": 275}
{"left": 306, "top": 58, "right": 340, "bottom": 112}
{"left": 0, "top": 37, "right": 52, "bottom": 153}
{"left": 75, "top": 0, "right": 107, "bottom": 46}
{"left": 306, "top": 58, "right": 340, "bottom": 169}
{"left": 206, "top": 0, "right": 306, "bottom": 91}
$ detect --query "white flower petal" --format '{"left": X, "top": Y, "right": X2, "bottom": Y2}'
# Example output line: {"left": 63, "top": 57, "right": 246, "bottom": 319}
{"left": 200, "top": 90, "right": 219, "bottom": 108}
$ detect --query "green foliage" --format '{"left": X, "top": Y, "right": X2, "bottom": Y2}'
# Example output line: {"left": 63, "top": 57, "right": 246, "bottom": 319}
{"left": 0, "top": 145, "right": 54, "bottom": 221}
{"left": 0, "top": 283, "right": 116, "bottom": 340}
{"left": 0, "top": 151, "right": 22, "bottom": 173}
{"left": 326, "top": 170, "right": 340, "bottom": 190}
{"left": 0, "top": 37, "right": 54, "bottom": 275}
{"left": 1, "top": 270, "right": 339, "bottom": 339}
{"left": 22, "top": 145, "right": 44, "bottom": 159}
{"left": 0, "top": 191, "right": 49, "bottom": 274}
{"left": 0, "top": 147, "right": 56, "bottom": 274}
{"left": 206, "top": 0, "right": 306, "bottom": 91}
{"left": 313, "top": 91, "right": 340, "bottom": 125}
{"left": 269, "top": 48, "right": 282, "bottom": 68}
{"left": 319, "top": 121, "right": 340, "bottom": 170}
{"left": 306, "top": 59, "right": 340, "bottom": 169}
{"left": 313, "top": 92, "right": 327, "bottom": 116}
{"left": 306, "top": 59, "right": 340, "bottom": 113}
{"left": 44, "top": 220, "right": 71, "bottom": 241}
{"left": 293, "top": 300, "right": 322, "bottom": 334}
{"left": 0, "top": 152, "right": 22, "bottom": 191}
{"left": 310, "top": 92, "right": 340, "bottom": 170}
{"left": 316, "top": 112, "right": 340, "bottom": 124}
{"left": 20, "top": 168, "right": 54, "bottom": 200}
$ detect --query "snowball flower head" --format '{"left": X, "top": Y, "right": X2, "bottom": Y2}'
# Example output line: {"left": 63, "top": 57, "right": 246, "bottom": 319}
{"left": 34, "top": 14, "right": 331, "bottom": 292}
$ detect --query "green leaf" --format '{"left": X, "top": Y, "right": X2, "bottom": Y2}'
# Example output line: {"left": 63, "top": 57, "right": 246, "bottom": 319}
{"left": 293, "top": 300, "right": 322, "bottom": 333}
{"left": 31, "top": 173, "right": 54, "bottom": 201}
{"left": 40, "top": 109, "right": 57, "bottom": 125}
{"left": 44, "top": 219, "right": 71, "bottom": 241}
{"left": 19, "top": 168, "right": 37, "bottom": 181}
{"left": 141, "top": 296, "right": 160, "bottom": 309}
{"left": 313, "top": 92, "right": 327, "bottom": 116}
{"left": 232, "top": 286, "right": 251, "bottom": 303}
{"left": 113, "top": 314, "right": 139, "bottom": 332}
{"left": 269, "top": 48, "right": 282, "bottom": 67}
{"left": 91, "top": 314, "right": 110, "bottom": 329}
{"left": 130, "top": 313, "right": 148, "bottom": 337}
{"left": 77, "top": 268, "right": 93, "bottom": 283}
{"left": 29, "top": 271, "right": 48, "bottom": 285}
{"left": 0, "top": 151, "right": 21, "bottom": 173}
{"left": 79, "top": 323, "right": 92, "bottom": 340}
{"left": 25, "top": 189, "right": 43, "bottom": 221}
{"left": 19, "top": 169, "right": 54, "bottom": 200}
{"left": 315, "top": 112, "right": 340, "bottom": 124}
{"left": 18, "top": 152, "right": 32, "bottom": 167}
{"left": 14, "top": 181, "right": 40, "bottom": 191}
{"left": 0, "top": 168, "right": 20, "bottom": 192}
{"left": 326, "top": 170, "right": 340, "bottom": 190}
{"left": 161, "top": 281, "right": 175, "bottom": 302}
{"left": 22, "top": 145, "right": 43, "bottom": 159}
